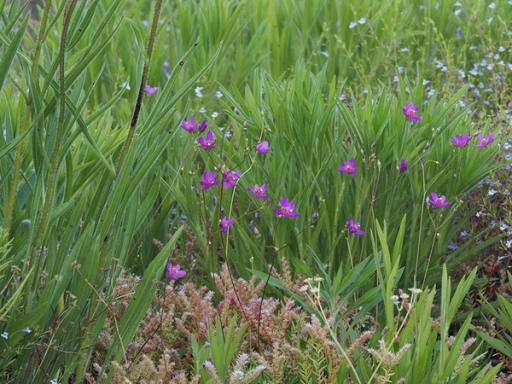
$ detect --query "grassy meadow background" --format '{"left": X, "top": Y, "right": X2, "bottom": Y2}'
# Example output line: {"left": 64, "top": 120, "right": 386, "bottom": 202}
{"left": 0, "top": 0, "right": 511, "bottom": 382}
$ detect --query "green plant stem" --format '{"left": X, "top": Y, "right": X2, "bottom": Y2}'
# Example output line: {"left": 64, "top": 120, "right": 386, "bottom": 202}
{"left": 115, "top": 0, "right": 162, "bottom": 172}
{"left": 3, "top": 0, "right": 52, "bottom": 232}
{"left": 27, "top": 0, "right": 77, "bottom": 301}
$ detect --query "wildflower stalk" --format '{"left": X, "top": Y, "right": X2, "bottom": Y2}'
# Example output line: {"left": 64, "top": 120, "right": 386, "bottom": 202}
{"left": 115, "top": 0, "right": 162, "bottom": 172}
{"left": 222, "top": 167, "right": 255, "bottom": 328}
{"left": 27, "top": 0, "right": 77, "bottom": 299}
{"left": 3, "top": 0, "right": 52, "bottom": 232}
{"left": 367, "top": 293, "right": 418, "bottom": 383}
{"left": 314, "top": 294, "right": 363, "bottom": 384}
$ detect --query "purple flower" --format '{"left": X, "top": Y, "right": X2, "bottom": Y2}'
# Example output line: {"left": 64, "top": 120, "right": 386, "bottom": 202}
{"left": 427, "top": 192, "right": 450, "bottom": 208}
{"left": 402, "top": 102, "right": 422, "bottom": 121}
{"left": 256, "top": 140, "right": 270, "bottom": 154}
{"left": 200, "top": 171, "right": 220, "bottom": 190}
{"left": 145, "top": 84, "right": 158, "bottom": 95}
{"left": 198, "top": 130, "right": 216, "bottom": 150}
{"left": 180, "top": 117, "right": 196, "bottom": 133}
{"left": 198, "top": 119, "right": 208, "bottom": 132}
{"left": 399, "top": 159, "right": 408, "bottom": 173}
{"left": 338, "top": 159, "right": 357, "bottom": 174}
{"left": 223, "top": 168, "right": 240, "bottom": 188}
{"left": 475, "top": 133, "right": 494, "bottom": 148}
{"left": 273, "top": 197, "right": 300, "bottom": 218}
{"left": 450, "top": 134, "right": 471, "bottom": 148}
{"left": 248, "top": 184, "right": 268, "bottom": 199}
{"left": 347, "top": 218, "right": 365, "bottom": 236}
{"left": 219, "top": 216, "right": 234, "bottom": 233}
{"left": 166, "top": 260, "right": 186, "bottom": 281}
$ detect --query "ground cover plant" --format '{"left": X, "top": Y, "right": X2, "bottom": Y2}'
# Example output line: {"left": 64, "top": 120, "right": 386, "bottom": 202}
{"left": 0, "top": 0, "right": 511, "bottom": 382}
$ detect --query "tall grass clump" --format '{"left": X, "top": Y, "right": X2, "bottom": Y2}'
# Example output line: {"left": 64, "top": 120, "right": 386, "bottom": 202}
{"left": 0, "top": 1, "right": 215, "bottom": 381}
{"left": 168, "top": 70, "right": 499, "bottom": 287}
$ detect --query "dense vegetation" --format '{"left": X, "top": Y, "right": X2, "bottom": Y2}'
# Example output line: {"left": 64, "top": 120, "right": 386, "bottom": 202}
{"left": 0, "top": 0, "right": 511, "bottom": 382}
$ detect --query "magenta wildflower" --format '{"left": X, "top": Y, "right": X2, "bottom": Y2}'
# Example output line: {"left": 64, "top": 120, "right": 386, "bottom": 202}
{"left": 427, "top": 192, "right": 450, "bottom": 208}
{"left": 198, "top": 130, "right": 216, "bottom": 150}
{"left": 223, "top": 168, "right": 241, "bottom": 188}
{"left": 248, "top": 184, "right": 268, "bottom": 199}
{"left": 338, "top": 159, "right": 357, "bottom": 174}
{"left": 256, "top": 140, "right": 270, "bottom": 154}
{"left": 145, "top": 84, "right": 158, "bottom": 95}
{"left": 219, "top": 216, "right": 234, "bottom": 233}
{"left": 450, "top": 134, "right": 471, "bottom": 148}
{"left": 166, "top": 260, "right": 186, "bottom": 281}
{"left": 399, "top": 159, "right": 408, "bottom": 173}
{"left": 347, "top": 218, "right": 365, "bottom": 236}
{"left": 198, "top": 119, "right": 208, "bottom": 132}
{"left": 200, "top": 171, "right": 220, "bottom": 190}
{"left": 273, "top": 197, "right": 300, "bottom": 218}
{"left": 475, "top": 133, "right": 494, "bottom": 148}
{"left": 402, "top": 102, "right": 422, "bottom": 121}
{"left": 180, "top": 117, "right": 196, "bottom": 133}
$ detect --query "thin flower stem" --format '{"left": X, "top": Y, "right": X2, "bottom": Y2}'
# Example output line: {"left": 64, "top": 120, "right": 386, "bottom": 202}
{"left": 316, "top": 293, "right": 363, "bottom": 384}
{"left": 367, "top": 293, "right": 418, "bottom": 384}
{"left": 115, "top": 0, "right": 162, "bottom": 172}
{"left": 4, "top": 0, "right": 52, "bottom": 232}
{"left": 221, "top": 160, "right": 257, "bottom": 335}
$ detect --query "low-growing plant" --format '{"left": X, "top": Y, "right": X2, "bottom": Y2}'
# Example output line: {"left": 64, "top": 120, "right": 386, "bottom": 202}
{"left": 84, "top": 260, "right": 500, "bottom": 383}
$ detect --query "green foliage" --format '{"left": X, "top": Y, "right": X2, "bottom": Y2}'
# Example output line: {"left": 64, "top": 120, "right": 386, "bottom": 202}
{"left": 477, "top": 273, "right": 512, "bottom": 361}
{"left": 192, "top": 316, "right": 249, "bottom": 383}
{"left": 0, "top": 0, "right": 508, "bottom": 381}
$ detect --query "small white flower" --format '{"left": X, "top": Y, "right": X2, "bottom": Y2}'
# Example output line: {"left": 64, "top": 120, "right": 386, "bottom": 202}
{"left": 423, "top": 79, "right": 430, "bottom": 86}
{"left": 454, "top": 1, "right": 462, "bottom": 6}
{"left": 358, "top": 17, "right": 367, "bottom": 24}
{"left": 489, "top": 2, "right": 496, "bottom": 9}
{"left": 194, "top": 86, "right": 203, "bottom": 98}
{"left": 349, "top": 21, "right": 358, "bottom": 29}
{"left": 211, "top": 111, "right": 219, "bottom": 118}
{"left": 505, "top": 239, "right": 512, "bottom": 248}
{"left": 499, "top": 46, "right": 506, "bottom": 52}
{"left": 121, "top": 81, "right": 131, "bottom": 90}
{"left": 22, "top": 327, "right": 32, "bottom": 334}
{"left": 1, "top": 331, "right": 8, "bottom": 339}
{"left": 50, "top": 379, "right": 58, "bottom": 384}
{"left": 487, "top": 16, "right": 494, "bottom": 24}
{"left": 400, "top": 48, "right": 409, "bottom": 53}
{"left": 454, "top": 9, "right": 462, "bottom": 15}
{"left": 214, "top": 90, "right": 223, "bottom": 98}
{"left": 198, "top": 106, "right": 206, "bottom": 114}
{"left": 320, "top": 51, "right": 329, "bottom": 58}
